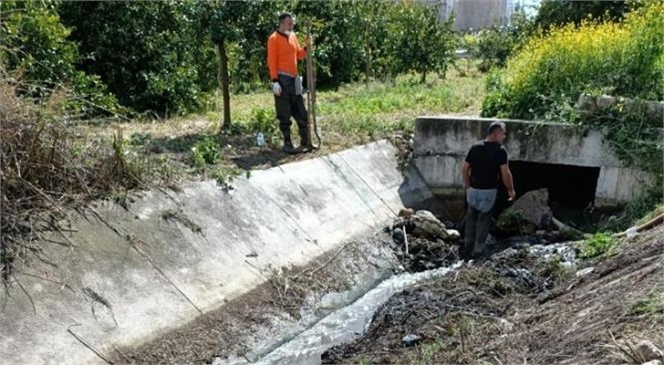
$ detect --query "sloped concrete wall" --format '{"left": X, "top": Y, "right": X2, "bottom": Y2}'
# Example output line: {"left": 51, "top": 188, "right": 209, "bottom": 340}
{"left": 0, "top": 141, "right": 432, "bottom": 365}
{"left": 413, "top": 116, "right": 657, "bottom": 205}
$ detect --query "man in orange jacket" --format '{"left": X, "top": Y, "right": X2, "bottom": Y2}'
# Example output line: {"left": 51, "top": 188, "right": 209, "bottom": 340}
{"left": 267, "top": 12, "right": 313, "bottom": 154}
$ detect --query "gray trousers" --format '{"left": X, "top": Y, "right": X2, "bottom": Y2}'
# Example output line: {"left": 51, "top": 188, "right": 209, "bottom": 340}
{"left": 463, "top": 188, "right": 497, "bottom": 259}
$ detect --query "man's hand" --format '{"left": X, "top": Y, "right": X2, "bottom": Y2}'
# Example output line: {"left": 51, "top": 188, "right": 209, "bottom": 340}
{"left": 272, "top": 82, "right": 281, "bottom": 96}
{"left": 508, "top": 189, "right": 516, "bottom": 201}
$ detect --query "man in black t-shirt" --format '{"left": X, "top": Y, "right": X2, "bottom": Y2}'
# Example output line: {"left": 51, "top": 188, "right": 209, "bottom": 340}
{"left": 461, "top": 121, "right": 516, "bottom": 260}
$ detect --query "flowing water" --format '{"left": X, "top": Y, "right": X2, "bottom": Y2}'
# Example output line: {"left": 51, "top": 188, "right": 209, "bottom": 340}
{"left": 214, "top": 262, "right": 463, "bottom": 365}
{"left": 213, "top": 240, "right": 578, "bottom": 365}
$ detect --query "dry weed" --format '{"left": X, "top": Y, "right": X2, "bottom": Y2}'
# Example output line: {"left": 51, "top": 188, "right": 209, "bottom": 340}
{"left": 0, "top": 77, "right": 147, "bottom": 281}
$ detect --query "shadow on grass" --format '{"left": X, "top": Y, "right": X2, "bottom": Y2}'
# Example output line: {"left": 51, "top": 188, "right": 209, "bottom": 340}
{"left": 223, "top": 133, "right": 290, "bottom": 170}
{"left": 129, "top": 130, "right": 304, "bottom": 171}
{"left": 134, "top": 133, "right": 202, "bottom": 154}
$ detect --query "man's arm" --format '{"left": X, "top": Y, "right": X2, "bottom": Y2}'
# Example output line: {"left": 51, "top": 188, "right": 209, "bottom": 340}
{"left": 267, "top": 36, "right": 278, "bottom": 81}
{"left": 462, "top": 162, "right": 471, "bottom": 193}
{"left": 500, "top": 164, "right": 516, "bottom": 201}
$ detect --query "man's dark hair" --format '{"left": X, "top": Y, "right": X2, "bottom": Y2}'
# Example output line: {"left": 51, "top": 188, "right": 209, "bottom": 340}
{"left": 279, "top": 12, "right": 293, "bottom": 24}
{"left": 487, "top": 121, "right": 506, "bottom": 135}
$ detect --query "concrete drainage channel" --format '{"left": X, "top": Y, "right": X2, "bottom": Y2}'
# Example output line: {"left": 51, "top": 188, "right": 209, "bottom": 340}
{"left": 0, "top": 141, "right": 434, "bottom": 364}
{"left": 5, "top": 117, "right": 646, "bottom": 364}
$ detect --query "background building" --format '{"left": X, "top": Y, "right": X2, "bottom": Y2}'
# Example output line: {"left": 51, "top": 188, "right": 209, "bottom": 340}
{"left": 432, "top": 0, "right": 538, "bottom": 32}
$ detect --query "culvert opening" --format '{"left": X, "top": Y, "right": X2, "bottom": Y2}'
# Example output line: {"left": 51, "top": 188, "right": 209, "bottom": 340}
{"left": 493, "top": 160, "right": 609, "bottom": 231}
{"left": 509, "top": 160, "right": 600, "bottom": 208}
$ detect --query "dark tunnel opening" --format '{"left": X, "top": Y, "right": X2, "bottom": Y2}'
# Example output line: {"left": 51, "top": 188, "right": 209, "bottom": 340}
{"left": 413, "top": 161, "right": 607, "bottom": 233}
{"left": 494, "top": 160, "right": 601, "bottom": 221}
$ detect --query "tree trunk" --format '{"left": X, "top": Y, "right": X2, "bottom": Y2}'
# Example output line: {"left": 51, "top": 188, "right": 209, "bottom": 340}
{"left": 217, "top": 41, "right": 231, "bottom": 131}
{"left": 421, "top": 70, "right": 427, "bottom": 84}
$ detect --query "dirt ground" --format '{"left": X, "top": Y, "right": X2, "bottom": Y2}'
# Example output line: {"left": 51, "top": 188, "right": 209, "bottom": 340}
{"left": 323, "top": 225, "right": 664, "bottom": 365}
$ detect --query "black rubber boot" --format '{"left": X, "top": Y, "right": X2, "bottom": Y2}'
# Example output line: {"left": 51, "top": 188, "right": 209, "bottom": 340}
{"left": 297, "top": 124, "right": 313, "bottom": 153}
{"left": 281, "top": 142, "right": 297, "bottom": 155}
{"left": 280, "top": 126, "right": 296, "bottom": 154}
{"left": 282, "top": 139, "right": 296, "bottom": 154}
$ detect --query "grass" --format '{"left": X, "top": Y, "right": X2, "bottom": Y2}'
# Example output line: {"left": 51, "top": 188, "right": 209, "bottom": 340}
{"left": 636, "top": 203, "right": 664, "bottom": 226}
{"left": 627, "top": 288, "right": 664, "bottom": 316}
{"left": 76, "top": 64, "right": 486, "bottom": 174}
{"left": 357, "top": 357, "right": 371, "bottom": 365}
{"left": 537, "top": 254, "right": 574, "bottom": 284}
{"left": 578, "top": 232, "right": 616, "bottom": 259}
{"left": 405, "top": 339, "right": 445, "bottom": 365}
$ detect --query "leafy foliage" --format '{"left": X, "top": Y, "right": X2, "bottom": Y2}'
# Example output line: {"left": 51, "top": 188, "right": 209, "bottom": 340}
{"left": 39, "top": 0, "right": 458, "bottom": 116}
{"left": 58, "top": 0, "right": 217, "bottom": 116}
{"left": 535, "top": 0, "right": 630, "bottom": 31}
{"left": 481, "top": 2, "right": 664, "bottom": 120}
{"left": 475, "top": 13, "right": 535, "bottom": 72}
{"left": 191, "top": 134, "right": 220, "bottom": 168}
{"left": 0, "top": 0, "right": 119, "bottom": 116}
{"left": 482, "top": 3, "right": 663, "bottom": 229}
{"left": 247, "top": 107, "right": 280, "bottom": 146}
{"left": 383, "top": 1, "right": 457, "bottom": 83}
{"left": 578, "top": 233, "right": 615, "bottom": 259}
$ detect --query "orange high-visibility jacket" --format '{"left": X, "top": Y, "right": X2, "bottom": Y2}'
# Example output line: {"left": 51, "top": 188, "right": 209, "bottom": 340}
{"left": 267, "top": 31, "right": 307, "bottom": 82}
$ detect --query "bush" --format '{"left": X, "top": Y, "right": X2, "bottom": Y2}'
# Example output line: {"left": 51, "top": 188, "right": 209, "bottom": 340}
{"left": 58, "top": 1, "right": 217, "bottom": 116}
{"left": 578, "top": 232, "right": 615, "bottom": 259}
{"left": 247, "top": 107, "right": 278, "bottom": 135}
{"left": 247, "top": 107, "right": 280, "bottom": 146}
{"left": 481, "top": 2, "right": 664, "bottom": 120}
{"left": 383, "top": 1, "right": 457, "bottom": 83}
{"left": 475, "top": 13, "right": 535, "bottom": 72}
{"left": 535, "top": 0, "right": 630, "bottom": 31}
{"left": 0, "top": 0, "right": 119, "bottom": 116}
{"left": 191, "top": 135, "right": 220, "bottom": 168}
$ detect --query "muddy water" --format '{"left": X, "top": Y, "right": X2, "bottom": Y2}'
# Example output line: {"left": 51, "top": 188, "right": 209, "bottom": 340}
{"left": 213, "top": 262, "right": 463, "bottom": 365}
{"left": 213, "top": 240, "right": 578, "bottom": 365}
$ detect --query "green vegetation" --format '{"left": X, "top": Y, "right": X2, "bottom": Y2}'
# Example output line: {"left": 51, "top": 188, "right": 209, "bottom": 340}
{"left": 357, "top": 357, "right": 371, "bottom": 365}
{"left": 578, "top": 233, "right": 616, "bottom": 259}
{"left": 102, "top": 68, "right": 484, "bottom": 157}
{"left": 418, "top": 340, "right": 445, "bottom": 364}
{"left": 482, "top": 2, "right": 664, "bottom": 120}
{"left": 247, "top": 107, "right": 280, "bottom": 147}
{"left": 2, "top": 0, "right": 458, "bottom": 118}
{"left": 474, "top": 13, "right": 535, "bottom": 72}
{"left": 495, "top": 208, "right": 526, "bottom": 235}
{"left": 537, "top": 255, "right": 574, "bottom": 284}
{"left": 191, "top": 135, "right": 220, "bottom": 168}
{"left": 0, "top": 0, "right": 119, "bottom": 115}
{"left": 535, "top": 0, "right": 630, "bottom": 31}
{"left": 481, "top": 2, "right": 663, "bottom": 230}
{"left": 627, "top": 288, "right": 664, "bottom": 316}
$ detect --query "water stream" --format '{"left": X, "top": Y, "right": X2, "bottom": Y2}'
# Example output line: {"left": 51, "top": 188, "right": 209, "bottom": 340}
{"left": 213, "top": 262, "right": 463, "bottom": 365}
{"left": 213, "top": 241, "right": 577, "bottom": 365}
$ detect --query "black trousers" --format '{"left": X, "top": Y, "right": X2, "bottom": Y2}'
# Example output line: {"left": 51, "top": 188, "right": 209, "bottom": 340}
{"left": 274, "top": 74, "right": 308, "bottom": 139}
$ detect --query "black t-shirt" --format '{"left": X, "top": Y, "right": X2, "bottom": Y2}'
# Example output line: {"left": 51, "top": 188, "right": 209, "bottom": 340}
{"left": 465, "top": 141, "right": 508, "bottom": 189}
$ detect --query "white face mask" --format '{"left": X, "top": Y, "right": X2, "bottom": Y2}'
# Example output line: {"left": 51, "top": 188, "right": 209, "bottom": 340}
{"left": 284, "top": 30, "right": 292, "bottom": 36}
